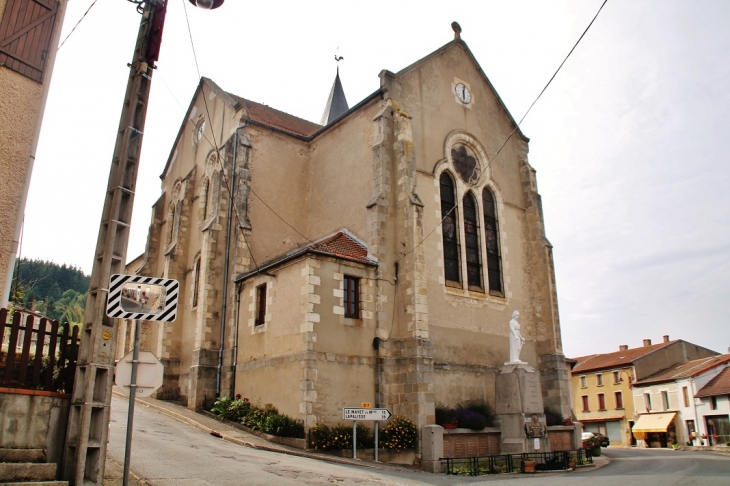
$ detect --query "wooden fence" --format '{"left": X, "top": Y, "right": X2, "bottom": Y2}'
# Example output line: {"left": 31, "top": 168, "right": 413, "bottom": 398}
{"left": 0, "top": 308, "right": 80, "bottom": 394}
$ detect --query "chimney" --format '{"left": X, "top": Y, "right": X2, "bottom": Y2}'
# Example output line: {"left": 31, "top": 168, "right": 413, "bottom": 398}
{"left": 663, "top": 335, "right": 670, "bottom": 343}
{"left": 643, "top": 339, "right": 652, "bottom": 347}
{"left": 619, "top": 345, "right": 629, "bottom": 352}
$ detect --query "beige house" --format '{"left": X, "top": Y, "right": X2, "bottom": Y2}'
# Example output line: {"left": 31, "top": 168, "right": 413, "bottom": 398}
{"left": 121, "top": 27, "right": 572, "bottom": 435}
{"left": 570, "top": 337, "right": 718, "bottom": 446}
{"left": 0, "top": 0, "right": 68, "bottom": 307}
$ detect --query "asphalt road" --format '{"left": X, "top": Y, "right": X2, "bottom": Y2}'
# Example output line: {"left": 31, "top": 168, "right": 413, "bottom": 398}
{"left": 108, "top": 395, "right": 730, "bottom": 485}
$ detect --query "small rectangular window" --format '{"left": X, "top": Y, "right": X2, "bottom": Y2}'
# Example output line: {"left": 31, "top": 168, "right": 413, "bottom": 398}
{"left": 596, "top": 373, "right": 604, "bottom": 386}
{"left": 686, "top": 419, "right": 696, "bottom": 437}
{"left": 344, "top": 276, "right": 360, "bottom": 318}
{"left": 661, "top": 391, "right": 670, "bottom": 410}
{"left": 192, "top": 259, "right": 201, "bottom": 308}
{"left": 710, "top": 396, "right": 717, "bottom": 410}
{"left": 615, "top": 391, "right": 623, "bottom": 409}
{"left": 255, "top": 284, "right": 267, "bottom": 325}
{"left": 645, "top": 393, "right": 652, "bottom": 411}
{"left": 682, "top": 387, "right": 690, "bottom": 408}
{"left": 580, "top": 376, "right": 587, "bottom": 388}
{"left": 598, "top": 393, "right": 606, "bottom": 411}
{"left": 613, "top": 371, "right": 620, "bottom": 384}
{"left": 581, "top": 395, "right": 589, "bottom": 412}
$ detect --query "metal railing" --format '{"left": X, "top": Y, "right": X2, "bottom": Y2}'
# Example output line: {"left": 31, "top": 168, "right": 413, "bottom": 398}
{"left": 443, "top": 449, "right": 593, "bottom": 476}
{"left": 0, "top": 308, "right": 80, "bottom": 393}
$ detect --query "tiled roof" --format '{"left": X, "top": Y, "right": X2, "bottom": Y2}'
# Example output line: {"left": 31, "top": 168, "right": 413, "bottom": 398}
{"left": 634, "top": 355, "right": 730, "bottom": 386}
{"left": 309, "top": 232, "right": 372, "bottom": 265}
{"left": 229, "top": 94, "right": 322, "bottom": 137}
{"left": 571, "top": 341, "right": 676, "bottom": 374}
{"left": 695, "top": 367, "right": 730, "bottom": 398}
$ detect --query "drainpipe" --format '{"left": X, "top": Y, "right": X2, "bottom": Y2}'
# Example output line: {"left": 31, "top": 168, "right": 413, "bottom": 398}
{"left": 230, "top": 281, "right": 242, "bottom": 396}
{"left": 216, "top": 126, "right": 241, "bottom": 397}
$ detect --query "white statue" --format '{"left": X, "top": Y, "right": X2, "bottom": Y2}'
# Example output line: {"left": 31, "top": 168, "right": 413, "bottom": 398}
{"left": 508, "top": 310, "right": 526, "bottom": 364}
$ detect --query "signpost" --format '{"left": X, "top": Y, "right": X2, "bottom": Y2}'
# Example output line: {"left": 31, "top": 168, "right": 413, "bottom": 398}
{"left": 115, "top": 351, "right": 164, "bottom": 398}
{"left": 343, "top": 407, "right": 392, "bottom": 460}
{"left": 108, "top": 276, "right": 178, "bottom": 486}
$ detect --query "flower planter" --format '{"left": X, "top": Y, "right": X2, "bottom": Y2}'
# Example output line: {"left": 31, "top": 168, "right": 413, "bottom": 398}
{"left": 521, "top": 460, "right": 536, "bottom": 473}
{"left": 591, "top": 446, "right": 602, "bottom": 457}
{"left": 443, "top": 424, "right": 458, "bottom": 429}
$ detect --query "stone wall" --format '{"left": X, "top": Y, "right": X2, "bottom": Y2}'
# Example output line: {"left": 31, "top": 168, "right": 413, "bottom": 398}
{"left": 0, "top": 390, "right": 70, "bottom": 467}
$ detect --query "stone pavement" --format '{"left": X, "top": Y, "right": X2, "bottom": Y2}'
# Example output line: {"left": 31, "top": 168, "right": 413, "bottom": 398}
{"left": 103, "top": 390, "right": 608, "bottom": 484}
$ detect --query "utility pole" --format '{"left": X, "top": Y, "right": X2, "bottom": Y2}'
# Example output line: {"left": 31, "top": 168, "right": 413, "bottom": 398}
{"left": 62, "top": 1, "right": 167, "bottom": 483}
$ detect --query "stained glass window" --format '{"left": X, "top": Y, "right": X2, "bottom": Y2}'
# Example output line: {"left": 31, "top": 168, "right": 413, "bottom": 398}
{"left": 440, "top": 172, "right": 461, "bottom": 283}
{"left": 463, "top": 192, "right": 482, "bottom": 289}
{"left": 482, "top": 188, "right": 502, "bottom": 295}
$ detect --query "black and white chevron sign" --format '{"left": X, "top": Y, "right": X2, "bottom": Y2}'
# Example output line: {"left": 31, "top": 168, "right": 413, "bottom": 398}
{"left": 106, "top": 274, "right": 179, "bottom": 322}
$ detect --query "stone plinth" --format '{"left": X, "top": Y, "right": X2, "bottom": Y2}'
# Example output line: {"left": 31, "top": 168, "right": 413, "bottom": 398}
{"left": 495, "top": 363, "right": 550, "bottom": 454}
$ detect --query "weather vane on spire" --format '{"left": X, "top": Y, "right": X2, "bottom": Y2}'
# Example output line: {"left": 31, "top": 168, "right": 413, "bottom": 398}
{"left": 335, "top": 47, "right": 344, "bottom": 73}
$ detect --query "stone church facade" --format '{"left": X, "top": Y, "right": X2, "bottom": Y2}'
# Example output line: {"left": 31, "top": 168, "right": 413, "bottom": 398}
{"left": 119, "top": 29, "right": 572, "bottom": 434}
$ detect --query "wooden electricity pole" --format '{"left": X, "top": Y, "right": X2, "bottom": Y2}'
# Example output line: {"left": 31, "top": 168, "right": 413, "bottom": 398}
{"left": 63, "top": 1, "right": 167, "bottom": 483}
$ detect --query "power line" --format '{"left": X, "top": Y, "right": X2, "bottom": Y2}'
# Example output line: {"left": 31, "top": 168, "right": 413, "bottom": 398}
{"left": 58, "top": 0, "right": 98, "bottom": 50}
{"left": 396, "top": 0, "right": 609, "bottom": 264}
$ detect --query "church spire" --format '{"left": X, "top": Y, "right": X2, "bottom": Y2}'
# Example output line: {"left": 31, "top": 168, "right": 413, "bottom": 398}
{"left": 320, "top": 55, "right": 349, "bottom": 125}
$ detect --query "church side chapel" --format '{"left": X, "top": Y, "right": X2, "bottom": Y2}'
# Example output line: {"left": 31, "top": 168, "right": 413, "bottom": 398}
{"left": 119, "top": 23, "right": 572, "bottom": 455}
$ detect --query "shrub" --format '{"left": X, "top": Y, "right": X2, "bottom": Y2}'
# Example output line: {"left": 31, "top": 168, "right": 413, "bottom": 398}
{"left": 211, "top": 396, "right": 233, "bottom": 418}
{"left": 309, "top": 424, "right": 333, "bottom": 450}
{"left": 453, "top": 408, "right": 489, "bottom": 430}
{"left": 462, "top": 400, "right": 494, "bottom": 427}
{"left": 210, "top": 396, "right": 251, "bottom": 422}
{"left": 356, "top": 423, "right": 375, "bottom": 449}
{"left": 435, "top": 404, "right": 454, "bottom": 426}
{"left": 309, "top": 423, "right": 375, "bottom": 450}
{"left": 241, "top": 404, "right": 269, "bottom": 431}
{"left": 380, "top": 416, "right": 417, "bottom": 452}
{"left": 264, "top": 413, "right": 305, "bottom": 439}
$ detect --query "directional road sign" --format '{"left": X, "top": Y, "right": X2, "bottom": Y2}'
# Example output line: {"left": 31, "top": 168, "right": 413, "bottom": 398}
{"left": 115, "top": 351, "right": 164, "bottom": 398}
{"left": 343, "top": 407, "right": 392, "bottom": 421}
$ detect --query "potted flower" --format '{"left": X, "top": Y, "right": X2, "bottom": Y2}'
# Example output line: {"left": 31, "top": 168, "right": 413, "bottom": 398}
{"left": 443, "top": 417, "right": 458, "bottom": 429}
{"left": 671, "top": 438, "right": 679, "bottom": 450}
{"left": 563, "top": 417, "right": 574, "bottom": 426}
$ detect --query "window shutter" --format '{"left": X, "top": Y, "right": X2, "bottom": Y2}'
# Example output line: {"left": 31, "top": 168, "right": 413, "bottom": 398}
{"left": 0, "top": 0, "right": 58, "bottom": 83}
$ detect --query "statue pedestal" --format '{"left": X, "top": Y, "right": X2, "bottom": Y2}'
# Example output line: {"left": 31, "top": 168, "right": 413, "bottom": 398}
{"left": 495, "top": 363, "right": 550, "bottom": 454}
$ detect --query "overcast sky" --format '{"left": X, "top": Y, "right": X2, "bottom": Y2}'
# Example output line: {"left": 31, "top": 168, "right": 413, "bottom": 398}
{"left": 21, "top": 0, "right": 730, "bottom": 358}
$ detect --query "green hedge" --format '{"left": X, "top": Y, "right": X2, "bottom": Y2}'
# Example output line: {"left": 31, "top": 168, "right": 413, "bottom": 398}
{"left": 310, "top": 417, "right": 417, "bottom": 452}
{"left": 210, "top": 397, "right": 304, "bottom": 439}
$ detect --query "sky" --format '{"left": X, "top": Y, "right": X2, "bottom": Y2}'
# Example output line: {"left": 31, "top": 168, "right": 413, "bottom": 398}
{"left": 21, "top": 0, "right": 730, "bottom": 359}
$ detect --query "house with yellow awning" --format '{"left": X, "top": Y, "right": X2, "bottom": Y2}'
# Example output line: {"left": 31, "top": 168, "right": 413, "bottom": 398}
{"left": 631, "top": 354, "right": 730, "bottom": 448}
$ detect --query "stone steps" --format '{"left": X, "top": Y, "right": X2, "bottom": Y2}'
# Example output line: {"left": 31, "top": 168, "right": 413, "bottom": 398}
{"left": 0, "top": 449, "right": 67, "bottom": 486}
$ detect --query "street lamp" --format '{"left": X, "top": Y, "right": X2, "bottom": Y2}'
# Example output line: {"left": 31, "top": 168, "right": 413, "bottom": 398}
{"left": 188, "top": 0, "right": 225, "bottom": 9}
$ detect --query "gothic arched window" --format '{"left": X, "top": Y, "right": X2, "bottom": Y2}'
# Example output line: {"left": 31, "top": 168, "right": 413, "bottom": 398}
{"left": 440, "top": 172, "right": 461, "bottom": 284}
{"left": 463, "top": 192, "right": 482, "bottom": 289}
{"left": 482, "top": 187, "right": 502, "bottom": 295}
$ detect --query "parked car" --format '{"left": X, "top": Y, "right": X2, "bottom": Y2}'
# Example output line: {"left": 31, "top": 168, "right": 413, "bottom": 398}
{"left": 593, "top": 432, "right": 610, "bottom": 447}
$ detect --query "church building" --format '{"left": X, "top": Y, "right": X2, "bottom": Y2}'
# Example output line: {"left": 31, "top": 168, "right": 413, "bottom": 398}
{"left": 120, "top": 24, "right": 572, "bottom": 436}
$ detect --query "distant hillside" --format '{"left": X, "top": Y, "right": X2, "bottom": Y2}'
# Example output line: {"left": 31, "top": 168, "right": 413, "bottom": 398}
{"left": 10, "top": 258, "right": 90, "bottom": 323}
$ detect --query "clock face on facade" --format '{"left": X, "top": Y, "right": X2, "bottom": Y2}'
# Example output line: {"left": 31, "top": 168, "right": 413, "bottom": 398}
{"left": 455, "top": 83, "right": 472, "bottom": 104}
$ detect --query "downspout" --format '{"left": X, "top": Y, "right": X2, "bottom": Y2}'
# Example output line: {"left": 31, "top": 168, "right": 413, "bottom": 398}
{"left": 216, "top": 126, "right": 240, "bottom": 397}
{"left": 230, "top": 281, "right": 242, "bottom": 396}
